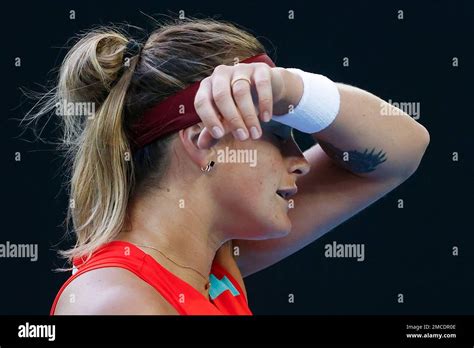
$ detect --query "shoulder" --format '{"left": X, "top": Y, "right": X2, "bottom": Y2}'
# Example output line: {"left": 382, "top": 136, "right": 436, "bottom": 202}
{"left": 54, "top": 267, "right": 178, "bottom": 315}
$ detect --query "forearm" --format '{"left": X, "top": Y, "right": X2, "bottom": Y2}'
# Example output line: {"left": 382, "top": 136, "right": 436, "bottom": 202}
{"left": 276, "top": 69, "right": 430, "bottom": 180}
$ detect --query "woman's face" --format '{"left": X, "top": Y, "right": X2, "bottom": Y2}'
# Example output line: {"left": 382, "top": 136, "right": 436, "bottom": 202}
{"left": 211, "top": 120, "right": 310, "bottom": 241}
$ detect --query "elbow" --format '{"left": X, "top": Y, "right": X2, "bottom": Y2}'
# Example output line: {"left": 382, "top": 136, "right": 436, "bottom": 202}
{"left": 415, "top": 124, "right": 431, "bottom": 166}
{"left": 401, "top": 125, "right": 430, "bottom": 179}
{"left": 419, "top": 123, "right": 431, "bottom": 148}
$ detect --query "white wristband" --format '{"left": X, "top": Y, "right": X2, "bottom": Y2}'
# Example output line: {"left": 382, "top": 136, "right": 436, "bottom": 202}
{"left": 272, "top": 68, "right": 340, "bottom": 133}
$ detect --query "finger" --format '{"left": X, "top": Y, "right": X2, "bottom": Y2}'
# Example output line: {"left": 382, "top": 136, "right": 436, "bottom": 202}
{"left": 194, "top": 76, "right": 226, "bottom": 139}
{"left": 197, "top": 127, "right": 220, "bottom": 150}
{"left": 252, "top": 64, "right": 273, "bottom": 122}
{"left": 211, "top": 65, "right": 249, "bottom": 141}
{"left": 231, "top": 73, "right": 262, "bottom": 140}
{"left": 196, "top": 98, "right": 234, "bottom": 149}
{"left": 197, "top": 115, "right": 238, "bottom": 149}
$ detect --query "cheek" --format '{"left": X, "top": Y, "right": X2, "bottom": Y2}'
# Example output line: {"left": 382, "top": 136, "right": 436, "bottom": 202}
{"left": 212, "top": 138, "right": 287, "bottom": 207}
{"left": 218, "top": 163, "right": 269, "bottom": 202}
{"left": 227, "top": 142, "right": 282, "bottom": 193}
{"left": 211, "top": 146, "right": 292, "bottom": 239}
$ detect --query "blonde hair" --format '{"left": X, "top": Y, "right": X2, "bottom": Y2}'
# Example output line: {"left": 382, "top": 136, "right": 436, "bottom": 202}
{"left": 23, "top": 17, "right": 267, "bottom": 266}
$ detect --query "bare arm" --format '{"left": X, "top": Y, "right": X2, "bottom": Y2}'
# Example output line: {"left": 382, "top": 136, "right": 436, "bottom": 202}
{"left": 234, "top": 69, "right": 430, "bottom": 277}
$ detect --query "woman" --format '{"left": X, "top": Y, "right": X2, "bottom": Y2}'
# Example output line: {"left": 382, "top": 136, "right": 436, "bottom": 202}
{"left": 36, "top": 17, "right": 429, "bottom": 315}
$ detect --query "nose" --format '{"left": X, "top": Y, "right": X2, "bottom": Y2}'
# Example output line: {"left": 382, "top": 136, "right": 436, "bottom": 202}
{"left": 289, "top": 155, "right": 310, "bottom": 177}
{"left": 286, "top": 140, "right": 310, "bottom": 177}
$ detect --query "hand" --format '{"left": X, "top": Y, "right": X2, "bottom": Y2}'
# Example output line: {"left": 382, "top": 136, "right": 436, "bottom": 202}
{"left": 194, "top": 63, "right": 287, "bottom": 149}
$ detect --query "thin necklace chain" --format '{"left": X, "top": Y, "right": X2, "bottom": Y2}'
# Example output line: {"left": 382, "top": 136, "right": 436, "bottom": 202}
{"left": 134, "top": 243, "right": 211, "bottom": 290}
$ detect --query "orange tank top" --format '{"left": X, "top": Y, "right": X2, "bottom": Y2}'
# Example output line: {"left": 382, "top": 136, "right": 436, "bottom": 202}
{"left": 50, "top": 241, "right": 252, "bottom": 315}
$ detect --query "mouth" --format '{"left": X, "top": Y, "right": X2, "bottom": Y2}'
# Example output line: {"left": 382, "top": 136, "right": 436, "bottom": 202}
{"left": 276, "top": 191, "right": 286, "bottom": 202}
{"left": 276, "top": 187, "right": 298, "bottom": 201}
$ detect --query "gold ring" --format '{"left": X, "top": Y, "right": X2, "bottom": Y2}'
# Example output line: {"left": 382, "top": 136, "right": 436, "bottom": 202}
{"left": 231, "top": 77, "right": 251, "bottom": 89}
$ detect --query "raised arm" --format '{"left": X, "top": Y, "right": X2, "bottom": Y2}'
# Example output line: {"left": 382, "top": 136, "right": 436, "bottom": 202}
{"left": 234, "top": 69, "right": 430, "bottom": 276}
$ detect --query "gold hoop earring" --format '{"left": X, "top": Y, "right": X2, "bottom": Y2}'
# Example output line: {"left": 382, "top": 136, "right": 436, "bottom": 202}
{"left": 200, "top": 160, "right": 215, "bottom": 172}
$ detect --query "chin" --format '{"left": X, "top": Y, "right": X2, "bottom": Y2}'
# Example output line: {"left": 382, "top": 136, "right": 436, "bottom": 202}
{"left": 259, "top": 200, "right": 293, "bottom": 239}
{"left": 230, "top": 199, "right": 292, "bottom": 240}
{"left": 260, "top": 216, "right": 292, "bottom": 240}
{"left": 238, "top": 217, "right": 291, "bottom": 240}
{"left": 269, "top": 228, "right": 291, "bottom": 239}
{"left": 274, "top": 220, "right": 292, "bottom": 238}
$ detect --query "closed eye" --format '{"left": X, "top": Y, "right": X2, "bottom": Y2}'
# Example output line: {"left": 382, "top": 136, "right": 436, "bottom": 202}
{"left": 273, "top": 128, "right": 295, "bottom": 143}
{"left": 273, "top": 133, "right": 287, "bottom": 143}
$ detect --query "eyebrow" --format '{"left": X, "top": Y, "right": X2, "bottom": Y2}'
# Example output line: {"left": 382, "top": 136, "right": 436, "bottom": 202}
{"left": 260, "top": 120, "right": 295, "bottom": 140}
{"left": 262, "top": 120, "right": 290, "bottom": 131}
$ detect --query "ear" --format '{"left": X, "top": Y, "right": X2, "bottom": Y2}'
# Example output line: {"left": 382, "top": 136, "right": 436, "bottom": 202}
{"left": 178, "top": 124, "right": 215, "bottom": 170}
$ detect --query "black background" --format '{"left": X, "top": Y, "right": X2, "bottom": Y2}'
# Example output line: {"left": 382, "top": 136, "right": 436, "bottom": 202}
{"left": 2, "top": 0, "right": 473, "bottom": 315}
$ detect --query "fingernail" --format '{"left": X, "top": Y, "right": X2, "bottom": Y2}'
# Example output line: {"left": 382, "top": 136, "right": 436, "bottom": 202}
{"left": 211, "top": 126, "right": 224, "bottom": 138}
{"left": 234, "top": 128, "right": 248, "bottom": 141}
{"left": 250, "top": 126, "right": 260, "bottom": 139}
{"left": 263, "top": 111, "right": 271, "bottom": 122}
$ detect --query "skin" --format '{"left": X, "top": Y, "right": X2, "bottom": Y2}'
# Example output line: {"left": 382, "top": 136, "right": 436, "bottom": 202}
{"left": 54, "top": 62, "right": 430, "bottom": 315}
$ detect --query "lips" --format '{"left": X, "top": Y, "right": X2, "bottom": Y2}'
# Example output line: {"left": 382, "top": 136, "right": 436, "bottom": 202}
{"left": 276, "top": 187, "right": 298, "bottom": 200}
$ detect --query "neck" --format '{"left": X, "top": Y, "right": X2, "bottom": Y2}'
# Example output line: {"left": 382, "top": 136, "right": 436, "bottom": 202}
{"left": 117, "top": 185, "right": 224, "bottom": 298}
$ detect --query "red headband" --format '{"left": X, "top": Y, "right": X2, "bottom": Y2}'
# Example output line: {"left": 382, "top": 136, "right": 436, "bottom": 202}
{"left": 130, "top": 53, "right": 276, "bottom": 150}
